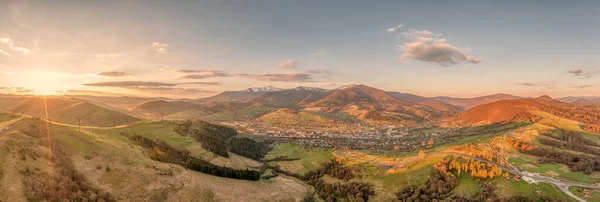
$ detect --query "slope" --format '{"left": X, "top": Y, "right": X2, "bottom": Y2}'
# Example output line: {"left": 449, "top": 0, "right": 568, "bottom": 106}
{"left": 50, "top": 102, "right": 141, "bottom": 127}
{"left": 433, "top": 93, "right": 522, "bottom": 109}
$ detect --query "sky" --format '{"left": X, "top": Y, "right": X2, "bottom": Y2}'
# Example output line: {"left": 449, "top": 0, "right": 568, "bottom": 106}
{"left": 0, "top": 0, "right": 599, "bottom": 98}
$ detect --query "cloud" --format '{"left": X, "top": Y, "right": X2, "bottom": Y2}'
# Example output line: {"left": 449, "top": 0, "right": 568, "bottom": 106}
{"left": 386, "top": 24, "right": 404, "bottom": 33}
{"left": 238, "top": 73, "right": 312, "bottom": 82}
{"left": 152, "top": 42, "right": 168, "bottom": 54}
{"left": 312, "top": 50, "right": 328, "bottom": 56}
{"left": 397, "top": 30, "right": 482, "bottom": 66}
{"left": 178, "top": 81, "right": 221, "bottom": 85}
{"left": 83, "top": 81, "right": 178, "bottom": 87}
{"left": 97, "top": 71, "right": 128, "bottom": 77}
{"left": 82, "top": 81, "right": 220, "bottom": 88}
{"left": 574, "top": 84, "right": 594, "bottom": 88}
{"left": 279, "top": 60, "right": 297, "bottom": 69}
{"left": 517, "top": 82, "right": 537, "bottom": 87}
{"left": 0, "top": 37, "right": 31, "bottom": 55}
{"left": 126, "top": 86, "right": 214, "bottom": 93}
{"left": 175, "top": 69, "right": 203, "bottom": 73}
{"left": 0, "top": 86, "right": 34, "bottom": 93}
{"left": 179, "top": 71, "right": 230, "bottom": 79}
{"left": 568, "top": 69, "right": 598, "bottom": 78}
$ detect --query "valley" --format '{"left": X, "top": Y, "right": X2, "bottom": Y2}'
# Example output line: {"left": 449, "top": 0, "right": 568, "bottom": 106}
{"left": 1, "top": 85, "right": 600, "bottom": 201}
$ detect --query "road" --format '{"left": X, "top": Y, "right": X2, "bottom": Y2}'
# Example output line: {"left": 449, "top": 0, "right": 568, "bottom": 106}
{"left": 0, "top": 116, "right": 24, "bottom": 132}
{"left": 335, "top": 150, "right": 600, "bottom": 202}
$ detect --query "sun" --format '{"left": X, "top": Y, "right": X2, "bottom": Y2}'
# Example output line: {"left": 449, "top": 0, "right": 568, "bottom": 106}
{"left": 20, "top": 71, "right": 72, "bottom": 95}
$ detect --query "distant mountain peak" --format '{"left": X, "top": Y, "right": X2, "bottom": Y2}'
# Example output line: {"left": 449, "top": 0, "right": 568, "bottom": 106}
{"left": 243, "top": 86, "right": 283, "bottom": 93}
{"left": 336, "top": 84, "right": 366, "bottom": 90}
{"left": 537, "top": 95, "right": 553, "bottom": 100}
{"left": 292, "top": 86, "right": 326, "bottom": 92}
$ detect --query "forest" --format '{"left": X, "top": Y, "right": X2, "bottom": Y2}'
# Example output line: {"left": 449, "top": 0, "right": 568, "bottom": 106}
{"left": 129, "top": 133, "right": 261, "bottom": 180}
{"left": 174, "top": 120, "right": 238, "bottom": 157}
{"left": 227, "top": 136, "right": 270, "bottom": 161}
{"left": 269, "top": 159, "right": 375, "bottom": 201}
{"left": 509, "top": 132, "right": 600, "bottom": 174}
{"left": 396, "top": 158, "right": 564, "bottom": 202}
{"left": 302, "top": 159, "right": 374, "bottom": 201}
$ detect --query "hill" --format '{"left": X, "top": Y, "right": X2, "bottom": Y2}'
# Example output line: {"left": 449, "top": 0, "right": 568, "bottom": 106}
{"left": 9, "top": 97, "right": 77, "bottom": 118}
{"left": 196, "top": 86, "right": 283, "bottom": 103}
{"left": 307, "top": 85, "right": 451, "bottom": 125}
{"left": 0, "top": 117, "right": 310, "bottom": 202}
{"left": 0, "top": 97, "right": 139, "bottom": 127}
{"left": 251, "top": 87, "right": 328, "bottom": 108}
{"left": 387, "top": 91, "right": 462, "bottom": 113}
{"left": 446, "top": 95, "right": 600, "bottom": 133}
{"left": 50, "top": 102, "right": 140, "bottom": 127}
{"left": 556, "top": 96, "right": 600, "bottom": 103}
{"left": 133, "top": 100, "right": 201, "bottom": 118}
{"left": 433, "top": 93, "right": 522, "bottom": 109}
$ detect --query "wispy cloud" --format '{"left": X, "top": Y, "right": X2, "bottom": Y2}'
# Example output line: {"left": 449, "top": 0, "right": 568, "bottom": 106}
{"left": 83, "top": 81, "right": 178, "bottom": 87}
{"left": 175, "top": 69, "right": 203, "bottom": 73}
{"left": 238, "top": 73, "right": 312, "bottom": 82}
{"left": 97, "top": 71, "right": 128, "bottom": 77}
{"left": 517, "top": 82, "right": 537, "bottom": 87}
{"left": 82, "top": 81, "right": 219, "bottom": 88}
{"left": 396, "top": 29, "right": 482, "bottom": 66}
{"left": 279, "top": 60, "right": 297, "bottom": 69}
{"left": 0, "top": 37, "right": 31, "bottom": 55}
{"left": 574, "top": 84, "right": 595, "bottom": 88}
{"left": 152, "top": 42, "right": 168, "bottom": 54}
{"left": 386, "top": 24, "right": 404, "bottom": 33}
{"left": 568, "top": 69, "right": 598, "bottom": 78}
{"left": 179, "top": 71, "right": 230, "bottom": 79}
{"left": 0, "top": 86, "right": 34, "bottom": 93}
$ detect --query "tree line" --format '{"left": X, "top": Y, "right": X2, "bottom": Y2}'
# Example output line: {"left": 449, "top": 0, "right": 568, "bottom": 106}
{"left": 270, "top": 159, "right": 375, "bottom": 201}
{"left": 508, "top": 136, "right": 600, "bottom": 174}
{"left": 539, "top": 131, "right": 600, "bottom": 156}
{"left": 129, "top": 133, "right": 260, "bottom": 180}
{"left": 175, "top": 120, "right": 237, "bottom": 157}
{"left": 227, "top": 136, "right": 270, "bottom": 161}
{"left": 302, "top": 159, "right": 374, "bottom": 201}
{"left": 396, "top": 158, "right": 565, "bottom": 202}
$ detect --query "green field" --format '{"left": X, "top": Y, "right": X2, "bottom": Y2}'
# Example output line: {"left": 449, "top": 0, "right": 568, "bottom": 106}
{"left": 570, "top": 187, "right": 600, "bottom": 202}
{"left": 451, "top": 176, "right": 480, "bottom": 198}
{"left": 202, "top": 106, "right": 275, "bottom": 122}
{"left": 493, "top": 178, "right": 573, "bottom": 201}
{"left": 265, "top": 143, "right": 333, "bottom": 174}
{"left": 526, "top": 163, "right": 600, "bottom": 183}
{"left": 0, "top": 112, "right": 19, "bottom": 126}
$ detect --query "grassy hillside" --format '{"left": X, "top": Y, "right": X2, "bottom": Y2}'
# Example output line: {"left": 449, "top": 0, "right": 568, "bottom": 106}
{"left": 201, "top": 106, "right": 275, "bottom": 122}
{"left": 0, "top": 118, "right": 311, "bottom": 202}
{"left": 50, "top": 102, "right": 140, "bottom": 127}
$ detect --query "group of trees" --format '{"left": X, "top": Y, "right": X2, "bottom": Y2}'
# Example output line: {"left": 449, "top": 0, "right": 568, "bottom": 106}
{"left": 303, "top": 159, "right": 360, "bottom": 181}
{"left": 227, "top": 136, "right": 270, "bottom": 161}
{"left": 396, "top": 158, "right": 565, "bottom": 202}
{"left": 539, "top": 131, "right": 600, "bottom": 156}
{"left": 448, "top": 156, "right": 508, "bottom": 179}
{"left": 129, "top": 133, "right": 261, "bottom": 181}
{"left": 396, "top": 158, "right": 458, "bottom": 201}
{"left": 269, "top": 159, "right": 374, "bottom": 201}
{"left": 302, "top": 159, "right": 375, "bottom": 202}
{"left": 175, "top": 120, "right": 237, "bottom": 157}
{"left": 448, "top": 181, "right": 564, "bottom": 202}
{"left": 508, "top": 136, "right": 600, "bottom": 174}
